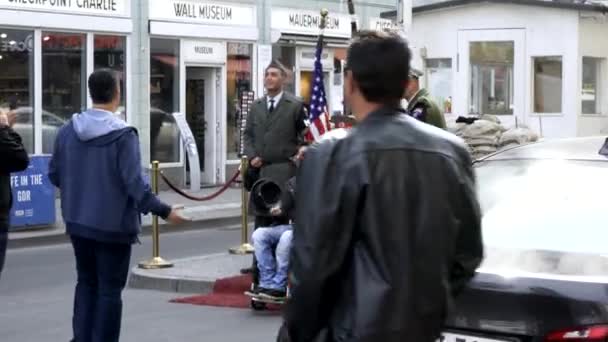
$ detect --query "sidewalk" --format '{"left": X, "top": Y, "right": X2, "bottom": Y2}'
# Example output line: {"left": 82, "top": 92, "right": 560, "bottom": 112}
{"left": 8, "top": 186, "right": 244, "bottom": 247}
{"left": 128, "top": 253, "right": 252, "bottom": 294}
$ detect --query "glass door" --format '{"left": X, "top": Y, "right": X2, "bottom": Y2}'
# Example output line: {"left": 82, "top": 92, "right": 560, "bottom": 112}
{"left": 457, "top": 29, "right": 525, "bottom": 127}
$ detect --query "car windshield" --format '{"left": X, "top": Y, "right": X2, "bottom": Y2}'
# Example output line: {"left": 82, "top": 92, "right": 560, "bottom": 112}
{"left": 475, "top": 158, "right": 608, "bottom": 276}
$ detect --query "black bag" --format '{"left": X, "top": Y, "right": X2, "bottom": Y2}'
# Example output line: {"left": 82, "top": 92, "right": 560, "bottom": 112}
{"left": 244, "top": 166, "right": 260, "bottom": 192}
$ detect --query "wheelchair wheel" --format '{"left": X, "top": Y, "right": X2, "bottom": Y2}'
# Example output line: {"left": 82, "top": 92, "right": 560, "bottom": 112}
{"left": 251, "top": 299, "right": 267, "bottom": 311}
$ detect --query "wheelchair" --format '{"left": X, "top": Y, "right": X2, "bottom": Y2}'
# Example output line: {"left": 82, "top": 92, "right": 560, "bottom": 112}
{"left": 248, "top": 224, "right": 292, "bottom": 311}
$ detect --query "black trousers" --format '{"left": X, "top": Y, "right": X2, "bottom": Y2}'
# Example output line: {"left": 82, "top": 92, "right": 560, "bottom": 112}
{"left": 0, "top": 218, "right": 8, "bottom": 280}
{"left": 70, "top": 235, "right": 132, "bottom": 342}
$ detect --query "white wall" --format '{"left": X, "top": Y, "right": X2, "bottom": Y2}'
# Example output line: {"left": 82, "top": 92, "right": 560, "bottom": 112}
{"left": 578, "top": 15, "right": 608, "bottom": 136}
{"left": 411, "top": 3, "right": 582, "bottom": 138}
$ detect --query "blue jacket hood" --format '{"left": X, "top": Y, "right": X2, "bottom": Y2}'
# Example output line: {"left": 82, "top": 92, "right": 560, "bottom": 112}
{"left": 72, "top": 108, "right": 130, "bottom": 145}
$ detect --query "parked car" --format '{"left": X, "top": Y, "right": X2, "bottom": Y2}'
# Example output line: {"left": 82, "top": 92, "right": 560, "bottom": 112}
{"left": 116, "top": 106, "right": 180, "bottom": 163}
{"left": 443, "top": 137, "right": 608, "bottom": 342}
{"left": 11, "top": 107, "right": 66, "bottom": 154}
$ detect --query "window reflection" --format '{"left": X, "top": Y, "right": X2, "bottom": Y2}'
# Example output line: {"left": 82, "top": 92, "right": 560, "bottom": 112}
{"left": 0, "top": 28, "right": 34, "bottom": 154}
{"left": 533, "top": 56, "right": 562, "bottom": 113}
{"left": 150, "top": 38, "right": 180, "bottom": 164}
{"left": 42, "top": 32, "right": 86, "bottom": 154}
{"left": 94, "top": 35, "right": 126, "bottom": 119}
{"left": 271, "top": 45, "right": 296, "bottom": 95}
{"left": 582, "top": 57, "right": 603, "bottom": 115}
{"left": 426, "top": 58, "right": 452, "bottom": 114}
{"left": 469, "top": 41, "right": 514, "bottom": 115}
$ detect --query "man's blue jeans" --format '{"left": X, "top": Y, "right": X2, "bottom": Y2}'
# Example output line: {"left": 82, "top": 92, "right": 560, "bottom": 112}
{"left": 70, "top": 235, "right": 132, "bottom": 342}
{"left": 251, "top": 224, "right": 292, "bottom": 290}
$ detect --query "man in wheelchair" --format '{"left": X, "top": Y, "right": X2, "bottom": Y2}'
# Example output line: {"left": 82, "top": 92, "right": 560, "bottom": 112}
{"left": 249, "top": 176, "right": 296, "bottom": 300}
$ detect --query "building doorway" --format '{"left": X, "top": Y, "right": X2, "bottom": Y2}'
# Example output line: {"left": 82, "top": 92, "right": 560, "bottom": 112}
{"left": 185, "top": 66, "right": 220, "bottom": 185}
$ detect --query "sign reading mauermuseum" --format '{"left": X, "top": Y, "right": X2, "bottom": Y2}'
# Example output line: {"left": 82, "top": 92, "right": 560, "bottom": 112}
{"left": 0, "top": 0, "right": 130, "bottom": 16}
{"left": 271, "top": 8, "right": 352, "bottom": 39}
{"left": 149, "top": 0, "right": 256, "bottom": 26}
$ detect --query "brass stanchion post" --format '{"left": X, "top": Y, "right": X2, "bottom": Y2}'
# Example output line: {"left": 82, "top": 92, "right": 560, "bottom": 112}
{"left": 229, "top": 156, "right": 254, "bottom": 254}
{"left": 138, "top": 161, "right": 174, "bottom": 269}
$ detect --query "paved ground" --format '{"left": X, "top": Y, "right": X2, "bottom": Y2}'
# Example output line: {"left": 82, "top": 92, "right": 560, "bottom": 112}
{"left": 0, "top": 223, "right": 282, "bottom": 342}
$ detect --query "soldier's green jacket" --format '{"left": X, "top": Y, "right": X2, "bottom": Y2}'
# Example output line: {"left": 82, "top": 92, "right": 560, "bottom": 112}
{"left": 407, "top": 88, "right": 447, "bottom": 130}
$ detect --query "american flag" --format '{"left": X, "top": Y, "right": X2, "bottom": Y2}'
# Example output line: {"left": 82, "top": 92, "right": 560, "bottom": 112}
{"left": 304, "top": 38, "right": 332, "bottom": 143}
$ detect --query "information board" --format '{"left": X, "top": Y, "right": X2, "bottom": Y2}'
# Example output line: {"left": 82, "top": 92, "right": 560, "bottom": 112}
{"left": 9, "top": 156, "right": 56, "bottom": 229}
{"left": 173, "top": 112, "right": 201, "bottom": 192}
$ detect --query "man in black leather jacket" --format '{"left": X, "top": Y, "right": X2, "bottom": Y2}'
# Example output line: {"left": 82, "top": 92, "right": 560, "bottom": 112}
{"left": 0, "top": 109, "right": 29, "bottom": 279}
{"left": 281, "top": 31, "right": 483, "bottom": 342}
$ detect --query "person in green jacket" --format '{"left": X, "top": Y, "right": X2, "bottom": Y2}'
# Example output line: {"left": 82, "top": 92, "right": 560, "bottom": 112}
{"left": 404, "top": 68, "right": 447, "bottom": 129}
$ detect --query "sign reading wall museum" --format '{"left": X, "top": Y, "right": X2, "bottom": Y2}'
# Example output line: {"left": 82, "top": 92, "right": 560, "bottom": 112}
{"left": 271, "top": 8, "right": 352, "bottom": 39}
{"left": 149, "top": 0, "right": 255, "bottom": 26}
{"left": 0, "top": 0, "right": 130, "bottom": 16}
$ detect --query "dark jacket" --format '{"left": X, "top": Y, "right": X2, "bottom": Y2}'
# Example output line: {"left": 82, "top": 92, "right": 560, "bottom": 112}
{"left": 0, "top": 126, "right": 29, "bottom": 222}
{"left": 284, "top": 107, "right": 483, "bottom": 342}
{"left": 243, "top": 92, "right": 307, "bottom": 185}
{"left": 407, "top": 88, "right": 447, "bottom": 129}
{"left": 48, "top": 109, "right": 171, "bottom": 244}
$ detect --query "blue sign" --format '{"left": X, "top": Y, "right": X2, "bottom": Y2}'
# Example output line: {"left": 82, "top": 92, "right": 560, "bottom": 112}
{"left": 9, "top": 156, "right": 56, "bottom": 230}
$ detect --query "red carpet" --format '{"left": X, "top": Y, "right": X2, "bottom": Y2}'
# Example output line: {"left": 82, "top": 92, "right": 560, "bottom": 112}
{"left": 170, "top": 274, "right": 281, "bottom": 311}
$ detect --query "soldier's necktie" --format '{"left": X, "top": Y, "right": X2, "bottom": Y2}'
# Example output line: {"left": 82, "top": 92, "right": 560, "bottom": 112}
{"left": 269, "top": 99, "right": 275, "bottom": 113}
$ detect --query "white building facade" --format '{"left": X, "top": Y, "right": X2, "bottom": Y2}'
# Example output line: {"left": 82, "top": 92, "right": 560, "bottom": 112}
{"left": 384, "top": 0, "right": 608, "bottom": 138}
{"left": 0, "top": 0, "right": 397, "bottom": 191}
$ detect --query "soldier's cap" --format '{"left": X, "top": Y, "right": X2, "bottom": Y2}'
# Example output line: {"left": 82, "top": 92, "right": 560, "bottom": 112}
{"left": 409, "top": 68, "right": 423, "bottom": 79}
{"left": 329, "top": 114, "right": 357, "bottom": 126}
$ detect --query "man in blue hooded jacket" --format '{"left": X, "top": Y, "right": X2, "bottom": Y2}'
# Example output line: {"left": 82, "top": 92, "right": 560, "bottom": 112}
{"left": 49, "top": 69, "right": 188, "bottom": 342}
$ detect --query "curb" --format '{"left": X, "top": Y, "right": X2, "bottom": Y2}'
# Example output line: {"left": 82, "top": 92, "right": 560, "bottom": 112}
{"left": 128, "top": 253, "right": 246, "bottom": 295}
{"left": 7, "top": 214, "right": 245, "bottom": 250}
{"left": 128, "top": 268, "right": 217, "bottom": 295}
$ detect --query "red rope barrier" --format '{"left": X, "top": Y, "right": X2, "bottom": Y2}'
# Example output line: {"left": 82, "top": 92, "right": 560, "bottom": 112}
{"left": 160, "top": 169, "right": 241, "bottom": 202}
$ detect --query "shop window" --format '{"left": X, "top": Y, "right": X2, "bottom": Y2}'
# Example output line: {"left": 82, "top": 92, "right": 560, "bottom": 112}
{"left": 94, "top": 35, "right": 126, "bottom": 119}
{"left": 469, "top": 41, "right": 514, "bottom": 115}
{"left": 150, "top": 38, "right": 180, "bottom": 164}
{"left": 226, "top": 42, "right": 252, "bottom": 161}
{"left": 42, "top": 32, "right": 86, "bottom": 154}
{"left": 426, "top": 58, "right": 452, "bottom": 114}
{"left": 533, "top": 56, "right": 563, "bottom": 114}
{"left": 271, "top": 45, "right": 296, "bottom": 95}
{"left": 582, "top": 57, "right": 604, "bottom": 115}
{"left": 300, "top": 71, "right": 330, "bottom": 107}
{"left": 0, "top": 29, "right": 34, "bottom": 154}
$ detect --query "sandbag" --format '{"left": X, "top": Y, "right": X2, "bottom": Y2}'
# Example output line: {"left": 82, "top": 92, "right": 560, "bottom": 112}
{"left": 460, "top": 120, "right": 504, "bottom": 139}
{"left": 499, "top": 127, "right": 539, "bottom": 147}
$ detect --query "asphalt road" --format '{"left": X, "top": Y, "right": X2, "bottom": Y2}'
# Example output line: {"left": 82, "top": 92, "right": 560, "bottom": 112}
{"left": 0, "top": 223, "right": 282, "bottom": 342}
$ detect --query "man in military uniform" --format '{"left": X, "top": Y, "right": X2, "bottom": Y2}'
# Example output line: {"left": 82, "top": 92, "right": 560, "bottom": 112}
{"left": 242, "top": 60, "right": 308, "bottom": 275}
{"left": 404, "top": 68, "right": 447, "bottom": 129}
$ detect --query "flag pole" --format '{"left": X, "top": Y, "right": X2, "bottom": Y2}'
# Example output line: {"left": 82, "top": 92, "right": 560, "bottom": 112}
{"left": 343, "top": 0, "right": 358, "bottom": 119}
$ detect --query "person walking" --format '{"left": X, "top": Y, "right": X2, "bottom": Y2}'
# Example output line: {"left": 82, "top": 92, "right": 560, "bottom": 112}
{"left": 404, "top": 68, "right": 447, "bottom": 129}
{"left": 280, "top": 31, "right": 483, "bottom": 342}
{"left": 242, "top": 60, "right": 308, "bottom": 277}
{"left": 0, "top": 108, "right": 29, "bottom": 280}
{"left": 48, "top": 69, "right": 189, "bottom": 342}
